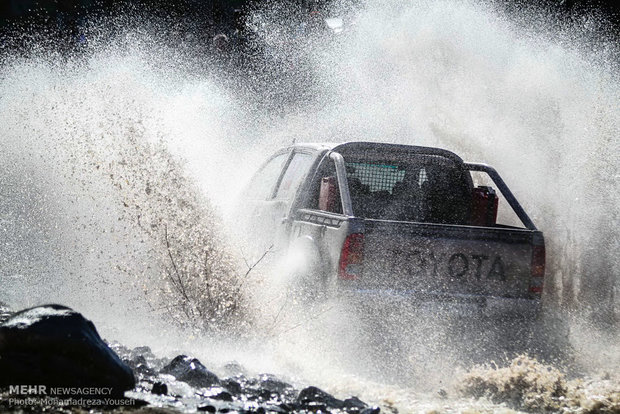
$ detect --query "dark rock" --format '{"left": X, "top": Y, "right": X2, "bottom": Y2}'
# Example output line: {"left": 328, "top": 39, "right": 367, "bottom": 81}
{"left": 221, "top": 378, "right": 242, "bottom": 395}
{"left": 360, "top": 407, "right": 381, "bottom": 414}
{"left": 243, "top": 408, "right": 267, "bottom": 414}
{"left": 151, "top": 381, "right": 168, "bottom": 395}
{"left": 257, "top": 388, "right": 276, "bottom": 401}
{"left": 265, "top": 405, "right": 289, "bottom": 413}
{"left": 297, "top": 386, "right": 344, "bottom": 409}
{"left": 278, "top": 402, "right": 296, "bottom": 412}
{"left": 0, "top": 304, "right": 135, "bottom": 396}
{"left": 242, "top": 373, "right": 294, "bottom": 403}
{"left": 126, "top": 353, "right": 155, "bottom": 378}
{"left": 343, "top": 396, "right": 368, "bottom": 410}
{"left": 129, "top": 353, "right": 149, "bottom": 367}
{"left": 258, "top": 373, "right": 293, "bottom": 394}
{"left": 198, "top": 404, "right": 217, "bottom": 413}
{"left": 131, "top": 345, "right": 154, "bottom": 359}
{"left": 131, "top": 345, "right": 168, "bottom": 372}
{"left": 211, "top": 390, "right": 234, "bottom": 401}
{"left": 160, "top": 355, "right": 220, "bottom": 388}
{"left": 304, "top": 402, "right": 328, "bottom": 411}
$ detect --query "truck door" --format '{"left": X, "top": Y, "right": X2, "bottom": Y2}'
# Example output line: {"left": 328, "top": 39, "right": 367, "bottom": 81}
{"left": 270, "top": 151, "right": 316, "bottom": 250}
{"left": 243, "top": 150, "right": 290, "bottom": 255}
{"left": 245, "top": 150, "right": 315, "bottom": 255}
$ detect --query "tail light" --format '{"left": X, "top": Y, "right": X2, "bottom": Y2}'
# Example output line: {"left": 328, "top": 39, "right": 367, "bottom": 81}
{"left": 338, "top": 233, "right": 364, "bottom": 280}
{"left": 529, "top": 244, "right": 545, "bottom": 295}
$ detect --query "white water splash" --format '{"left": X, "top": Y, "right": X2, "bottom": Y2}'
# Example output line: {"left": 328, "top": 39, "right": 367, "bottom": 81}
{"left": 0, "top": 1, "right": 618, "bottom": 412}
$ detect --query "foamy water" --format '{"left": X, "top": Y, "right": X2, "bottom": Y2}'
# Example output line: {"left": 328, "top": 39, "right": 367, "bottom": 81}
{"left": 0, "top": 0, "right": 618, "bottom": 412}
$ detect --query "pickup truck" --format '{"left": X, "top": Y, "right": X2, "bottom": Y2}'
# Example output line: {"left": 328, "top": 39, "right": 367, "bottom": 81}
{"left": 240, "top": 142, "right": 545, "bottom": 319}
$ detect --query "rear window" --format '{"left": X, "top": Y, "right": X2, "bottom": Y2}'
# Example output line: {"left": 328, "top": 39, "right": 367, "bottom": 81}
{"left": 346, "top": 162, "right": 406, "bottom": 193}
{"left": 345, "top": 156, "right": 472, "bottom": 224}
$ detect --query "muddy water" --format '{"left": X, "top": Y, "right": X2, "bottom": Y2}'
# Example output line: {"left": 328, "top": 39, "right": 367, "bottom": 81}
{"left": 0, "top": 0, "right": 618, "bottom": 412}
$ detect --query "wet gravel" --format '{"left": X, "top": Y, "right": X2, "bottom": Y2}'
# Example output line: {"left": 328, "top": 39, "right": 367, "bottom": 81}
{"left": 109, "top": 341, "right": 379, "bottom": 414}
{"left": 0, "top": 303, "right": 378, "bottom": 413}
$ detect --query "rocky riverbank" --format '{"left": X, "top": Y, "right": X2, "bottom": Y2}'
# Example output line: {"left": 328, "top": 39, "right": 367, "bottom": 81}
{"left": 0, "top": 304, "right": 379, "bottom": 413}
{"left": 2, "top": 303, "right": 618, "bottom": 414}
{"left": 111, "top": 343, "right": 379, "bottom": 414}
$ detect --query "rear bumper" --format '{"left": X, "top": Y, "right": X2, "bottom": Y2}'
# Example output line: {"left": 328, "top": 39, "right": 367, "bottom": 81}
{"left": 338, "top": 287, "right": 541, "bottom": 320}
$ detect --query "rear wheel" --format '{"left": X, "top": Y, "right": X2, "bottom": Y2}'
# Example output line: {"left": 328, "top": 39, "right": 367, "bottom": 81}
{"left": 288, "top": 267, "right": 329, "bottom": 303}
{"left": 284, "top": 245, "right": 334, "bottom": 304}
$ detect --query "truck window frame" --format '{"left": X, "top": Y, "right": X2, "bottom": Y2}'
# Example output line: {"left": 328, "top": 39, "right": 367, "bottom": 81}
{"left": 245, "top": 149, "right": 292, "bottom": 201}
{"left": 274, "top": 151, "right": 316, "bottom": 201}
{"left": 297, "top": 151, "right": 354, "bottom": 216}
{"left": 301, "top": 154, "right": 345, "bottom": 215}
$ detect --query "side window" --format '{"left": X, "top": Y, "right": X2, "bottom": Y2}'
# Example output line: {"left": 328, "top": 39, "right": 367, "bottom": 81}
{"left": 275, "top": 152, "right": 315, "bottom": 200}
{"left": 246, "top": 152, "right": 290, "bottom": 200}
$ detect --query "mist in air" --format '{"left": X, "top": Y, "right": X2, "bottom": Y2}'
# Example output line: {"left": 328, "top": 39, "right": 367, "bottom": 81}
{"left": 0, "top": 0, "right": 618, "bottom": 411}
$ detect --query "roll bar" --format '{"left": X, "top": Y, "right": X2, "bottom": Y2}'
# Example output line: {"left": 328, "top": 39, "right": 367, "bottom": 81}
{"left": 327, "top": 153, "right": 537, "bottom": 230}
{"left": 330, "top": 152, "right": 354, "bottom": 216}
{"left": 464, "top": 162, "right": 537, "bottom": 230}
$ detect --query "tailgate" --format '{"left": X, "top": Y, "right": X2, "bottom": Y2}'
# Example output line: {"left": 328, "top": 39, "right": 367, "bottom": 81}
{"left": 358, "top": 219, "right": 536, "bottom": 299}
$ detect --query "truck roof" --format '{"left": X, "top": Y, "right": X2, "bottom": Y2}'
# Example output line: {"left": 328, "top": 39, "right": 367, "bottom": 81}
{"left": 290, "top": 141, "right": 465, "bottom": 164}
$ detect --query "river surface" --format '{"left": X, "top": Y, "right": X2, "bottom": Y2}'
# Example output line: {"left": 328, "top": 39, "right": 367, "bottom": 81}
{"left": 0, "top": 1, "right": 618, "bottom": 412}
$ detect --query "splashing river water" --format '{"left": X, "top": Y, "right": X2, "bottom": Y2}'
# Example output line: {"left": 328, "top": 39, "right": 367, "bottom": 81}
{"left": 0, "top": 0, "right": 618, "bottom": 412}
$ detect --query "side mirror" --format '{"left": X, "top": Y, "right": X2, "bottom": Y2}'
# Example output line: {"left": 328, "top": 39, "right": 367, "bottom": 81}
{"left": 471, "top": 186, "right": 498, "bottom": 226}
{"left": 319, "top": 176, "right": 339, "bottom": 213}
